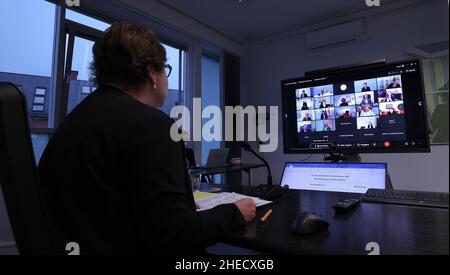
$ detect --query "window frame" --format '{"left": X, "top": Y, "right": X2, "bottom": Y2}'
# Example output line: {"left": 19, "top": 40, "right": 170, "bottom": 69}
{"left": 37, "top": 0, "right": 191, "bottom": 129}
{"left": 406, "top": 46, "right": 449, "bottom": 145}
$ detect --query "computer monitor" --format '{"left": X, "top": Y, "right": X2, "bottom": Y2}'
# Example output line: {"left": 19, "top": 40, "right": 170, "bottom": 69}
{"left": 280, "top": 162, "right": 387, "bottom": 194}
{"left": 281, "top": 60, "right": 430, "bottom": 154}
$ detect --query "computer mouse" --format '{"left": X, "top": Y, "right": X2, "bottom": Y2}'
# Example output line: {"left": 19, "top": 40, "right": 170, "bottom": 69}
{"left": 291, "top": 212, "right": 330, "bottom": 235}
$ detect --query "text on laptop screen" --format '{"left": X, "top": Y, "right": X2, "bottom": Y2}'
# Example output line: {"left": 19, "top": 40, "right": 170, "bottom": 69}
{"left": 281, "top": 163, "right": 386, "bottom": 194}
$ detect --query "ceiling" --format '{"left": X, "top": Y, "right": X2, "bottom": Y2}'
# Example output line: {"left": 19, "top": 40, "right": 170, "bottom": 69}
{"left": 417, "top": 41, "right": 449, "bottom": 54}
{"left": 157, "top": 0, "right": 401, "bottom": 43}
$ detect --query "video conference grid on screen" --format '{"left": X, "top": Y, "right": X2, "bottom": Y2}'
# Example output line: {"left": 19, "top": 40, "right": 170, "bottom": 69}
{"left": 282, "top": 60, "right": 429, "bottom": 153}
{"left": 295, "top": 74, "right": 404, "bottom": 134}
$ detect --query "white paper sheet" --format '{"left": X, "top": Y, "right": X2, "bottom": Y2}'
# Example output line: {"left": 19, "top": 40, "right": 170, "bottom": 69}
{"left": 195, "top": 192, "right": 272, "bottom": 211}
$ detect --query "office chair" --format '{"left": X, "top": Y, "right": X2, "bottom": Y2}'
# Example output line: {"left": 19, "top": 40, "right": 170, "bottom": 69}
{"left": 0, "top": 83, "right": 56, "bottom": 255}
{"left": 184, "top": 147, "right": 197, "bottom": 168}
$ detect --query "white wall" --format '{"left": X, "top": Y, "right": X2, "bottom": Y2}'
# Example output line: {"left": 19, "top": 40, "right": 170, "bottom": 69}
{"left": 241, "top": 0, "right": 449, "bottom": 192}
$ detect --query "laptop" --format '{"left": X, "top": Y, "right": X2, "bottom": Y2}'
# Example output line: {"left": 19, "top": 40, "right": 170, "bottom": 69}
{"left": 280, "top": 162, "right": 387, "bottom": 194}
{"left": 199, "top": 148, "right": 230, "bottom": 170}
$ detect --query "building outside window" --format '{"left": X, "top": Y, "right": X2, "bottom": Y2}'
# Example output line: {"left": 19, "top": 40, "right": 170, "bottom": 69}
{"left": 0, "top": 0, "right": 56, "bottom": 129}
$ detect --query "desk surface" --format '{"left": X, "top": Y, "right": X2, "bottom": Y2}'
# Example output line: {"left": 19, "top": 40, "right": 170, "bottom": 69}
{"left": 219, "top": 185, "right": 449, "bottom": 255}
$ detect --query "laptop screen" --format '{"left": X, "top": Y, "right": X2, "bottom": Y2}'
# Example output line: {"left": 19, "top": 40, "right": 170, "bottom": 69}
{"left": 281, "top": 162, "right": 387, "bottom": 194}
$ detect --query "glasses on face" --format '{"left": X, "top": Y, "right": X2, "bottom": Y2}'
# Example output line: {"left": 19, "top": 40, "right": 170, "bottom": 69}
{"left": 164, "top": 64, "right": 173, "bottom": 78}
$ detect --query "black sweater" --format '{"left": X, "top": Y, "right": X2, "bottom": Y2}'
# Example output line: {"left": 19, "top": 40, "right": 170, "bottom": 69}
{"left": 38, "top": 85, "right": 245, "bottom": 255}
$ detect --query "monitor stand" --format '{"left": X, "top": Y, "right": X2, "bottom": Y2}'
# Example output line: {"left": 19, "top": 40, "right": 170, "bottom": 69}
{"left": 323, "top": 148, "right": 394, "bottom": 189}
{"left": 323, "top": 152, "right": 362, "bottom": 163}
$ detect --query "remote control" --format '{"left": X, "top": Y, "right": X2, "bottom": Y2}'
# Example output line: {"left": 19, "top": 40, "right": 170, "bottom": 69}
{"left": 333, "top": 198, "right": 361, "bottom": 213}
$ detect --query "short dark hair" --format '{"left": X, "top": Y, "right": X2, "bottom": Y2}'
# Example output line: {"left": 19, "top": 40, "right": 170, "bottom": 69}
{"left": 91, "top": 22, "right": 166, "bottom": 89}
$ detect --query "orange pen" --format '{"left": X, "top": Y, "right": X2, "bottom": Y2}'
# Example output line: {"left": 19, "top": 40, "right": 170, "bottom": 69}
{"left": 260, "top": 209, "right": 273, "bottom": 223}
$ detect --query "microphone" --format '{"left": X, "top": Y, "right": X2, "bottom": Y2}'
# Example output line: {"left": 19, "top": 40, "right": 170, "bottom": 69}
{"left": 239, "top": 141, "right": 273, "bottom": 186}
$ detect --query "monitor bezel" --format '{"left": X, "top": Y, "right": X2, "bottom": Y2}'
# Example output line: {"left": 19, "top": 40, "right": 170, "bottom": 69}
{"left": 281, "top": 59, "right": 431, "bottom": 154}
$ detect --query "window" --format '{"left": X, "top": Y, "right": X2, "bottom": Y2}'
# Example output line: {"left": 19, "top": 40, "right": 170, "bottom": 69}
{"left": 407, "top": 42, "right": 449, "bottom": 144}
{"left": 201, "top": 54, "right": 222, "bottom": 183}
{"left": 81, "top": 86, "right": 93, "bottom": 95}
{"left": 65, "top": 13, "right": 110, "bottom": 114}
{"left": 423, "top": 56, "right": 449, "bottom": 144}
{"left": 32, "top": 105, "right": 45, "bottom": 112}
{"left": 31, "top": 133, "right": 51, "bottom": 163}
{"left": 164, "top": 44, "right": 183, "bottom": 91}
{"left": 1, "top": 1, "right": 191, "bottom": 162}
{"left": 35, "top": 88, "right": 47, "bottom": 96}
{"left": 0, "top": 0, "right": 56, "bottom": 128}
{"left": 65, "top": 9, "right": 110, "bottom": 32}
{"left": 160, "top": 44, "right": 186, "bottom": 115}
{"left": 34, "top": 96, "right": 46, "bottom": 105}
{"left": 32, "top": 87, "right": 47, "bottom": 112}
{"left": 66, "top": 37, "right": 96, "bottom": 114}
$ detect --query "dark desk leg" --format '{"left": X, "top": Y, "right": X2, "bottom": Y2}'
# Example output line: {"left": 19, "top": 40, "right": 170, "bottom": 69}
{"left": 387, "top": 173, "right": 394, "bottom": 190}
{"left": 243, "top": 169, "right": 252, "bottom": 187}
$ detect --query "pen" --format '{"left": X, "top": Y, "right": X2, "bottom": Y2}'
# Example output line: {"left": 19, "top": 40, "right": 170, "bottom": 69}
{"left": 260, "top": 209, "right": 273, "bottom": 223}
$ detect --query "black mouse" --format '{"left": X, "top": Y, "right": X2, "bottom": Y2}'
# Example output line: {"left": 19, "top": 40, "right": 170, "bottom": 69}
{"left": 291, "top": 212, "right": 329, "bottom": 235}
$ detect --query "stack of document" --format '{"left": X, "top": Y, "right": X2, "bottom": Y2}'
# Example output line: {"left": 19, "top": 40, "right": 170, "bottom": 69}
{"left": 194, "top": 192, "right": 272, "bottom": 211}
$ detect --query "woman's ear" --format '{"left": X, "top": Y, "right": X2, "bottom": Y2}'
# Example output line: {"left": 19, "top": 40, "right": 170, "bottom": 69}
{"left": 147, "top": 65, "right": 158, "bottom": 87}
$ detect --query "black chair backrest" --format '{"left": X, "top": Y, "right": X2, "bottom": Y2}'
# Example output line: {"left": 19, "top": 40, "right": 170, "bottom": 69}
{"left": 0, "top": 82, "right": 55, "bottom": 254}
{"left": 185, "top": 147, "right": 197, "bottom": 168}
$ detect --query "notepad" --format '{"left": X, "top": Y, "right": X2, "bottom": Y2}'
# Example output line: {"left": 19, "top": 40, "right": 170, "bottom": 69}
{"left": 194, "top": 192, "right": 272, "bottom": 211}
{"left": 193, "top": 192, "right": 217, "bottom": 200}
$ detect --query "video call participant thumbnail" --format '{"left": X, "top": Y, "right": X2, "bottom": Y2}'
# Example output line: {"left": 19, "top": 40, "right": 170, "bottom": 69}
{"left": 335, "top": 107, "right": 356, "bottom": 119}
{"left": 357, "top": 117, "right": 378, "bottom": 130}
{"left": 315, "top": 108, "right": 334, "bottom": 120}
{"left": 334, "top": 94, "right": 356, "bottom": 107}
{"left": 377, "top": 75, "right": 402, "bottom": 90}
{"left": 379, "top": 101, "right": 405, "bottom": 116}
{"left": 296, "top": 98, "right": 313, "bottom": 111}
{"left": 356, "top": 104, "right": 379, "bottom": 117}
{"left": 379, "top": 88, "right": 403, "bottom": 103}
{"left": 316, "top": 119, "right": 336, "bottom": 132}
{"left": 358, "top": 93, "right": 374, "bottom": 106}
{"left": 298, "top": 110, "right": 315, "bottom": 121}
{"left": 298, "top": 121, "right": 316, "bottom": 133}
{"left": 354, "top": 78, "right": 377, "bottom": 93}
{"left": 296, "top": 88, "right": 311, "bottom": 99}
{"left": 312, "top": 85, "right": 334, "bottom": 97}
{"left": 314, "top": 96, "right": 334, "bottom": 109}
